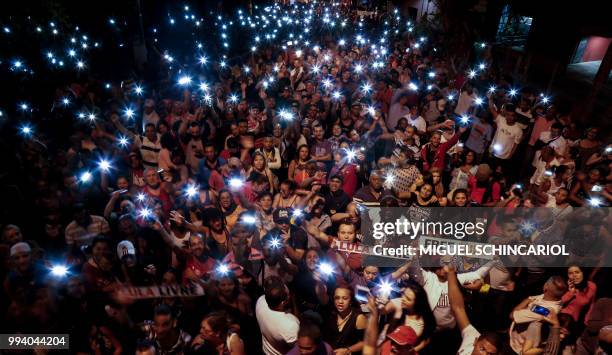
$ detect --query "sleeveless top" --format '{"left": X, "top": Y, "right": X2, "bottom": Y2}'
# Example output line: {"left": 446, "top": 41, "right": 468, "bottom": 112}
{"left": 324, "top": 310, "right": 364, "bottom": 353}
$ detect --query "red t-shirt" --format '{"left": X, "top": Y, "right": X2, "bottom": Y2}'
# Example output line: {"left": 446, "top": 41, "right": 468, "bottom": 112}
{"left": 467, "top": 176, "right": 501, "bottom": 205}
{"left": 183, "top": 256, "right": 216, "bottom": 283}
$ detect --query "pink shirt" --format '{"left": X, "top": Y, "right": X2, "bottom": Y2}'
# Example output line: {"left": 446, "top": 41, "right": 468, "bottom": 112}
{"left": 528, "top": 116, "right": 555, "bottom": 146}
{"left": 561, "top": 281, "right": 597, "bottom": 322}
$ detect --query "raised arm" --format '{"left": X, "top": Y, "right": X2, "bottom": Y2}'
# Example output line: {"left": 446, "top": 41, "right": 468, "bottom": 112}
{"left": 447, "top": 266, "right": 471, "bottom": 331}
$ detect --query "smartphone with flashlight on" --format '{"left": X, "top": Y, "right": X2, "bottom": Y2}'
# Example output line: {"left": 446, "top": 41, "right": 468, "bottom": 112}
{"left": 531, "top": 305, "right": 551, "bottom": 317}
{"left": 355, "top": 285, "right": 372, "bottom": 304}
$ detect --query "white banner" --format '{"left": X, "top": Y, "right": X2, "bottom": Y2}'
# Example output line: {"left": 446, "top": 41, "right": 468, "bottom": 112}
{"left": 116, "top": 284, "right": 205, "bottom": 299}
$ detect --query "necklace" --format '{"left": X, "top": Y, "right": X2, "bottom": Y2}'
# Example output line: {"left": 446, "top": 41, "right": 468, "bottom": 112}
{"left": 337, "top": 310, "right": 353, "bottom": 330}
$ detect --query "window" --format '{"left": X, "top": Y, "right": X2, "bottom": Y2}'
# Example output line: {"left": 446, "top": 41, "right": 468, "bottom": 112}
{"left": 495, "top": 5, "right": 533, "bottom": 49}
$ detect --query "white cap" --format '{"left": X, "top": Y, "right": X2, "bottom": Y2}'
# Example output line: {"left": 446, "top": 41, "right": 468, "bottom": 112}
{"left": 117, "top": 240, "right": 135, "bottom": 259}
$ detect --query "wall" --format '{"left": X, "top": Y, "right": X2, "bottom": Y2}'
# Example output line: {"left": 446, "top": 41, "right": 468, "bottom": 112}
{"left": 581, "top": 36, "right": 612, "bottom": 62}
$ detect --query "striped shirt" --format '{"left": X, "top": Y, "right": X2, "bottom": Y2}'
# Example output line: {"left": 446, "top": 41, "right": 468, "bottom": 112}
{"left": 135, "top": 134, "right": 162, "bottom": 168}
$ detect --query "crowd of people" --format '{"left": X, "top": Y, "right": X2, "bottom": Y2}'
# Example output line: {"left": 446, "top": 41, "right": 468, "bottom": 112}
{"left": 1, "top": 1, "right": 612, "bottom": 354}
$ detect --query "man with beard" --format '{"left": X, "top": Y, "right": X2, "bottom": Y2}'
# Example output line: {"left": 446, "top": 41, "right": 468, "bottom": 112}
{"left": 420, "top": 126, "right": 467, "bottom": 172}
{"left": 154, "top": 219, "right": 215, "bottom": 284}
{"left": 222, "top": 213, "right": 265, "bottom": 278}
{"left": 179, "top": 121, "right": 206, "bottom": 174}
{"left": 142, "top": 168, "right": 173, "bottom": 216}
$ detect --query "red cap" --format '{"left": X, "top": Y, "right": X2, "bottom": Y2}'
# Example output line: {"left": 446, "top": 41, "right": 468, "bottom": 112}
{"left": 386, "top": 325, "right": 418, "bottom": 346}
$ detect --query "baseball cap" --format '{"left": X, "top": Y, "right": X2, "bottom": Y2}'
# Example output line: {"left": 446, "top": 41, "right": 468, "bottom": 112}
{"left": 387, "top": 325, "right": 418, "bottom": 346}
{"left": 330, "top": 174, "right": 344, "bottom": 182}
{"left": 117, "top": 240, "right": 136, "bottom": 259}
{"left": 273, "top": 208, "right": 291, "bottom": 224}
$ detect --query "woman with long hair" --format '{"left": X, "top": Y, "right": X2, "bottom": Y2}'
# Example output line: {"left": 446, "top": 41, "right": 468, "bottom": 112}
{"left": 449, "top": 149, "right": 477, "bottom": 191}
{"left": 191, "top": 311, "right": 245, "bottom": 355}
{"left": 382, "top": 280, "right": 436, "bottom": 353}
{"left": 323, "top": 286, "right": 367, "bottom": 355}
{"left": 246, "top": 151, "right": 277, "bottom": 193}
{"left": 561, "top": 265, "right": 597, "bottom": 324}
{"left": 209, "top": 272, "right": 253, "bottom": 318}
{"left": 288, "top": 144, "right": 313, "bottom": 183}
{"left": 217, "top": 189, "right": 246, "bottom": 231}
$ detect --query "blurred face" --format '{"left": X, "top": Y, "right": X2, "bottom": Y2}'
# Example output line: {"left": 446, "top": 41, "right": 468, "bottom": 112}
{"left": 297, "top": 336, "right": 317, "bottom": 355}
{"left": 162, "top": 271, "right": 177, "bottom": 285}
{"left": 305, "top": 250, "right": 319, "bottom": 271}
{"left": 471, "top": 338, "right": 498, "bottom": 355}
{"left": 67, "top": 277, "right": 86, "bottom": 299}
{"left": 299, "top": 147, "right": 309, "bottom": 160}
{"left": 154, "top": 314, "right": 174, "bottom": 338}
{"left": 189, "top": 236, "right": 204, "bottom": 257}
{"left": 238, "top": 122, "right": 248, "bottom": 134}
{"left": 280, "top": 183, "right": 293, "bottom": 198}
{"left": 466, "top": 152, "right": 475, "bottom": 164}
{"left": 205, "top": 146, "right": 216, "bottom": 161}
{"left": 432, "top": 172, "right": 441, "bottom": 184}
{"left": 13, "top": 250, "right": 31, "bottom": 273}
{"left": 329, "top": 178, "right": 341, "bottom": 192}
{"left": 370, "top": 174, "right": 382, "bottom": 190}
{"left": 92, "top": 241, "right": 110, "bottom": 260}
{"left": 117, "top": 177, "right": 129, "bottom": 190}
{"left": 3, "top": 227, "right": 22, "bottom": 245}
{"left": 337, "top": 224, "right": 356, "bottom": 242}
{"left": 501, "top": 223, "right": 519, "bottom": 239}
{"left": 332, "top": 125, "right": 342, "bottom": 137}
{"left": 430, "top": 133, "right": 441, "bottom": 147}
{"left": 263, "top": 137, "right": 273, "bottom": 150}
{"left": 363, "top": 266, "right": 379, "bottom": 282}
{"left": 589, "top": 170, "right": 601, "bottom": 182}
{"left": 334, "top": 288, "right": 352, "bottom": 313}
{"left": 505, "top": 111, "right": 516, "bottom": 124}
{"left": 219, "top": 192, "right": 232, "bottom": 209}
{"left": 254, "top": 154, "right": 267, "bottom": 170}
{"left": 420, "top": 184, "right": 433, "bottom": 199}
{"left": 258, "top": 195, "right": 273, "bottom": 210}
{"left": 314, "top": 126, "right": 324, "bottom": 140}
{"left": 454, "top": 192, "right": 468, "bottom": 207}
{"left": 145, "top": 169, "right": 160, "bottom": 187}
{"left": 400, "top": 288, "right": 416, "bottom": 311}
{"left": 218, "top": 277, "right": 235, "bottom": 298}
{"left": 145, "top": 126, "right": 156, "bottom": 141}
{"left": 586, "top": 128, "right": 598, "bottom": 140}
{"left": 567, "top": 266, "right": 584, "bottom": 285}
{"left": 210, "top": 218, "right": 223, "bottom": 232}
{"left": 555, "top": 189, "right": 568, "bottom": 204}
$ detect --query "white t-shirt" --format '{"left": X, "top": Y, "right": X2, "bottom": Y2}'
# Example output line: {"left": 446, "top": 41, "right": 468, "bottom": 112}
{"left": 389, "top": 298, "right": 425, "bottom": 337}
{"left": 539, "top": 131, "right": 568, "bottom": 157}
{"left": 530, "top": 151, "right": 560, "bottom": 185}
{"left": 455, "top": 91, "right": 477, "bottom": 116}
{"left": 432, "top": 283, "right": 455, "bottom": 329}
{"left": 490, "top": 115, "right": 523, "bottom": 159}
{"left": 405, "top": 114, "right": 427, "bottom": 133}
{"left": 255, "top": 296, "right": 300, "bottom": 355}
{"left": 457, "top": 325, "right": 481, "bottom": 355}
